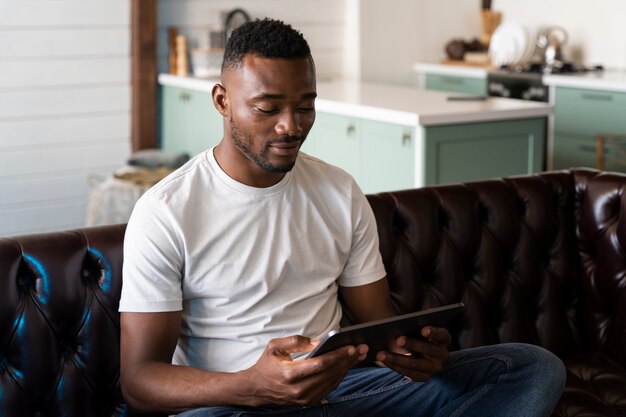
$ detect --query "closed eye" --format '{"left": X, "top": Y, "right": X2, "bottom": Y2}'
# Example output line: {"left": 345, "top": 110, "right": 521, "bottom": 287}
{"left": 256, "top": 107, "right": 279, "bottom": 114}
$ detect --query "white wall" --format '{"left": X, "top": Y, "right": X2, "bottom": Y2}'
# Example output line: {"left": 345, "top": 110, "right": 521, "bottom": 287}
{"left": 359, "top": 0, "right": 480, "bottom": 86}
{"left": 358, "top": 0, "right": 626, "bottom": 85}
{"left": 493, "top": 0, "right": 626, "bottom": 69}
{"left": 0, "top": 1, "right": 132, "bottom": 237}
{"left": 158, "top": 0, "right": 349, "bottom": 81}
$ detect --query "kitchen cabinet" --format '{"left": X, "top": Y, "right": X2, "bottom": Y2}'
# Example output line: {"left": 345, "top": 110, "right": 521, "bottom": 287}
{"left": 413, "top": 63, "right": 488, "bottom": 96}
{"left": 302, "top": 112, "right": 361, "bottom": 182}
{"left": 304, "top": 112, "right": 544, "bottom": 193}
{"left": 303, "top": 113, "right": 414, "bottom": 194}
{"left": 424, "top": 74, "right": 488, "bottom": 96}
{"left": 361, "top": 119, "right": 415, "bottom": 192}
{"left": 423, "top": 118, "right": 545, "bottom": 185}
{"left": 552, "top": 87, "right": 626, "bottom": 170}
{"left": 161, "top": 85, "right": 223, "bottom": 156}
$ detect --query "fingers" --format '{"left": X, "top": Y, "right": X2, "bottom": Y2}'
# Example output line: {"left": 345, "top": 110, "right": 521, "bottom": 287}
{"left": 398, "top": 327, "right": 451, "bottom": 361}
{"left": 250, "top": 338, "right": 365, "bottom": 406}
{"left": 376, "top": 349, "right": 444, "bottom": 380}
{"left": 266, "top": 335, "right": 319, "bottom": 357}
{"left": 422, "top": 326, "right": 452, "bottom": 346}
{"left": 295, "top": 343, "right": 368, "bottom": 380}
{"left": 375, "top": 327, "right": 451, "bottom": 382}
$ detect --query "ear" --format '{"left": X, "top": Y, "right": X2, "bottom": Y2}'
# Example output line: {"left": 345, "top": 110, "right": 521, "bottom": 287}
{"left": 212, "top": 83, "right": 229, "bottom": 117}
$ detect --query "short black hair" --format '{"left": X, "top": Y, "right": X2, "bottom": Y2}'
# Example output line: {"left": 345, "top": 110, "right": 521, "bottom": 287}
{"left": 221, "top": 18, "right": 312, "bottom": 71}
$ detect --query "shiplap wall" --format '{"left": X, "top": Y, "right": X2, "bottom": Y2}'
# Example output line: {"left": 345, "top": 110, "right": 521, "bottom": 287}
{"left": 158, "top": 0, "right": 349, "bottom": 81}
{"left": 0, "top": 1, "right": 132, "bottom": 237}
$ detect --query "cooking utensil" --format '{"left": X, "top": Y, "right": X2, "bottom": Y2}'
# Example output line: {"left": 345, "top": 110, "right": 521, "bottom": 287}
{"left": 536, "top": 26, "right": 568, "bottom": 69}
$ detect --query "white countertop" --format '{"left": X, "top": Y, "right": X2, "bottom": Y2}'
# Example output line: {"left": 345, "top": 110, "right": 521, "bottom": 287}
{"left": 315, "top": 80, "right": 551, "bottom": 126}
{"left": 413, "top": 62, "right": 626, "bottom": 93}
{"left": 543, "top": 70, "right": 626, "bottom": 93}
{"left": 159, "top": 74, "right": 551, "bottom": 127}
{"left": 412, "top": 62, "right": 490, "bottom": 79}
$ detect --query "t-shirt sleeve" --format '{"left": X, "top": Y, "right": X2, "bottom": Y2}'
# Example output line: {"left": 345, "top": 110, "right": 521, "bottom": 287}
{"left": 337, "top": 182, "right": 386, "bottom": 287}
{"left": 119, "top": 193, "right": 184, "bottom": 312}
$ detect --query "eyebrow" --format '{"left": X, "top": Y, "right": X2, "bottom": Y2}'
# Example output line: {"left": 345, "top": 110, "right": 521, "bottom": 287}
{"left": 253, "top": 92, "right": 317, "bottom": 100}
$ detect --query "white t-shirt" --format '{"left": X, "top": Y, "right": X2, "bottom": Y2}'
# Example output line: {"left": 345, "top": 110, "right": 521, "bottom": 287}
{"left": 120, "top": 148, "right": 386, "bottom": 372}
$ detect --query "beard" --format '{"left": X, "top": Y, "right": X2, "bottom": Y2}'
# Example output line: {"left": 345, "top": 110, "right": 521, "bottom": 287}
{"left": 230, "top": 118, "right": 305, "bottom": 174}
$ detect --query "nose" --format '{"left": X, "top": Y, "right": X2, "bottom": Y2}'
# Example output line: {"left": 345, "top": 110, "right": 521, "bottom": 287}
{"left": 275, "top": 111, "right": 303, "bottom": 136}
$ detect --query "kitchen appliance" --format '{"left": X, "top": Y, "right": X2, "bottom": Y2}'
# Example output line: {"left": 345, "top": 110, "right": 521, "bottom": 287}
{"left": 487, "top": 62, "right": 604, "bottom": 102}
{"left": 536, "top": 26, "right": 568, "bottom": 71}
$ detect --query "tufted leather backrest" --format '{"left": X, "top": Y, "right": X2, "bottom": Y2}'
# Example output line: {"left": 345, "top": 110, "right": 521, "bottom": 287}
{"left": 0, "top": 224, "right": 132, "bottom": 417}
{"left": 571, "top": 170, "right": 626, "bottom": 368}
{"left": 365, "top": 169, "right": 626, "bottom": 368}
{"left": 1, "top": 169, "right": 625, "bottom": 416}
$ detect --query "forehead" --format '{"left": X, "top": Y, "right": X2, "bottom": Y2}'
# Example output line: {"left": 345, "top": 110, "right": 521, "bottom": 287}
{"left": 223, "top": 54, "right": 316, "bottom": 97}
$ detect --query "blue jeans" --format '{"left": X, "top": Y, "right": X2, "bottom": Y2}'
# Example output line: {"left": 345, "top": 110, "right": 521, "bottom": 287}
{"left": 177, "top": 343, "right": 566, "bottom": 417}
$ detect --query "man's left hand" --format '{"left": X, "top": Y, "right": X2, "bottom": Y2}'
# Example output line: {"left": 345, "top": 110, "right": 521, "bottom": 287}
{"left": 375, "top": 326, "right": 452, "bottom": 381}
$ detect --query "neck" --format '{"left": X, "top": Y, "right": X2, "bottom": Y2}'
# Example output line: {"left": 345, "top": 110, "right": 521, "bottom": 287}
{"left": 213, "top": 141, "right": 287, "bottom": 188}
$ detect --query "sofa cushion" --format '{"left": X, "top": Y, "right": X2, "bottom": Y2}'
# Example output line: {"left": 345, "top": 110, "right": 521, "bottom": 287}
{"left": 555, "top": 352, "right": 626, "bottom": 417}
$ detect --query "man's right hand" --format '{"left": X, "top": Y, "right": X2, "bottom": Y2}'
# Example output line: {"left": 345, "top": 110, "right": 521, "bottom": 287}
{"left": 241, "top": 335, "right": 368, "bottom": 407}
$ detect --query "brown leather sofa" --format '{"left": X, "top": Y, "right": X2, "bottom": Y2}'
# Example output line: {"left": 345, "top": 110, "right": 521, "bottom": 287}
{"left": 1, "top": 168, "right": 625, "bottom": 417}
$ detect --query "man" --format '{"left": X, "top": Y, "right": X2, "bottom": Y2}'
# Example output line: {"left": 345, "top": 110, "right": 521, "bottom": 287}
{"left": 120, "top": 18, "right": 565, "bottom": 417}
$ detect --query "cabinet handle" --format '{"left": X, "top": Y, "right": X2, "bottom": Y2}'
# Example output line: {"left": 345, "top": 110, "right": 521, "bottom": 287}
{"left": 346, "top": 122, "right": 356, "bottom": 135}
{"left": 580, "top": 92, "right": 613, "bottom": 102}
{"left": 179, "top": 91, "right": 191, "bottom": 102}
{"left": 440, "top": 76, "right": 464, "bottom": 85}
{"left": 578, "top": 144, "right": 597, "bottom": 153}
{"left": 402, "top": 131, "right": 412, "bottom": 145}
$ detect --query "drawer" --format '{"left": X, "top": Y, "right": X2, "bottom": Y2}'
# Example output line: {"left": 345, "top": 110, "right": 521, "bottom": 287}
{"left": 552, "top": 131, "right": 626, "bottom": 173}
{"left": 552, "top": 131, "right": 598, "bottom": 170}
{"left": 424, "top": 74, "right": 487, "bottom": 95}
{"left": 554, "top": 87, "right": 626, "bottom": 136}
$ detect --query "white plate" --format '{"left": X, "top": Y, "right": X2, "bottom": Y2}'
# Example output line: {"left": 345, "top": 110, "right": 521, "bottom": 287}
{"left": 489, "top": 22, "right": 530, "bottom": 67}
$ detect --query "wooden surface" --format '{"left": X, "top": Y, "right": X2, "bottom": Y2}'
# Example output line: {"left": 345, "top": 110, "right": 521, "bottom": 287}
{"left": 441, "top": 59, "right": 493, "bottom": 69}
{"left": 131, "top": 0, "right": 158, "bottom": 151}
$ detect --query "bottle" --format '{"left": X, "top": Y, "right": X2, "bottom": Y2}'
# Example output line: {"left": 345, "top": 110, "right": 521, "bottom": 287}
{"left": 168, "top": 27, "right": 178, "bottom": 74}
{"left": 175, "top": 35, "right": 189, "bottom": 77}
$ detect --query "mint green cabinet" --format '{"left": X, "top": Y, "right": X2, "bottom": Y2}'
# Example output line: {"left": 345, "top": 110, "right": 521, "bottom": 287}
{"left": 361, "top": 119, "right": 415, "bottom": 192}
{"left": 423, "top": 118, "right": 546, "bottom": 185}
{"left": 304, "top": 112, "right": 415, "bottom": 194}
{"left": 304, "top": 112, "right": 361, "bottom": 182}
{"left": 424, "top": 74, "right": 487, "bottom": 95}
{"left": 305, "top": 112, "right": 546, "bottom": 192}
{"left": 161, "top": 86, "right": 223, "bottom": 156}
{"left": 553, "top": 87, "right": 626, "bottom": 170}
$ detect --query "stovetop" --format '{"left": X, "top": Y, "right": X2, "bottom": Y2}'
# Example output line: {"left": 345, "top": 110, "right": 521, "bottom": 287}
{"left": 496, "top": 62, "right": 604, "bottom": 77}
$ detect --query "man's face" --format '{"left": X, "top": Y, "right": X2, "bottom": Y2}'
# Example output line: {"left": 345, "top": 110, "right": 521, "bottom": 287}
{"left": 221, "top": 55, "right": 317, "bottom": 175}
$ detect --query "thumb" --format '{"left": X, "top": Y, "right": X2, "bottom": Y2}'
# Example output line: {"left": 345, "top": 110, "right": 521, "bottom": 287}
{"left": 267, "top": 335, "right": 319, "bottom": 356}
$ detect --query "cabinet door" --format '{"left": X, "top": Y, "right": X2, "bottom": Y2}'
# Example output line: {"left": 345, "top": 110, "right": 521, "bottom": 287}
{"left": 361, "top": 120, "right": 415, "bottom": 194}
{"left": 553, "top": 131, "right": 626, "bottom": 173}
{"left": 552, "top": 132, "right": 598, "bottom": 170}
{"left": 425, "top": 74, "right": 487, "bottom": 95}
{"left": 424, "top": 118, "right": 546, "bottom": 186}
{"left": 161, "top": 86, "right": 223, "bottom": 156}
{"left": 306, "top": 112, "right": 361, "bottom": 182}
{"left": 554, "top": 87, "right": 626, "bottom": 136}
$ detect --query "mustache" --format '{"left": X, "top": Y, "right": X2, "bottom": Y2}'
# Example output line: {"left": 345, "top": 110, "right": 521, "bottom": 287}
{"left": 269, "top": 135, "right": 305, "bottom": 145}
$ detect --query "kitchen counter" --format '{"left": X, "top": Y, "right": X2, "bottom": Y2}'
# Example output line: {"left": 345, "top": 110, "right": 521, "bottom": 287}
{"left": 412, "top": 62, "right": 489, "bottom": 79}
{"left": 159, "top": 74, "right": 552, "bottom": 127}
{"left": 413, "top": 61, "right": 626, "bottom": 92}
{"left": 543, "top": 70, "right": 626, "bottom": 93}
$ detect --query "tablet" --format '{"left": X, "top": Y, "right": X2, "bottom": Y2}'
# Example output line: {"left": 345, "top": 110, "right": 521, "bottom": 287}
{"left": 300, "top": 302, "right": 464, "bottom": 364}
